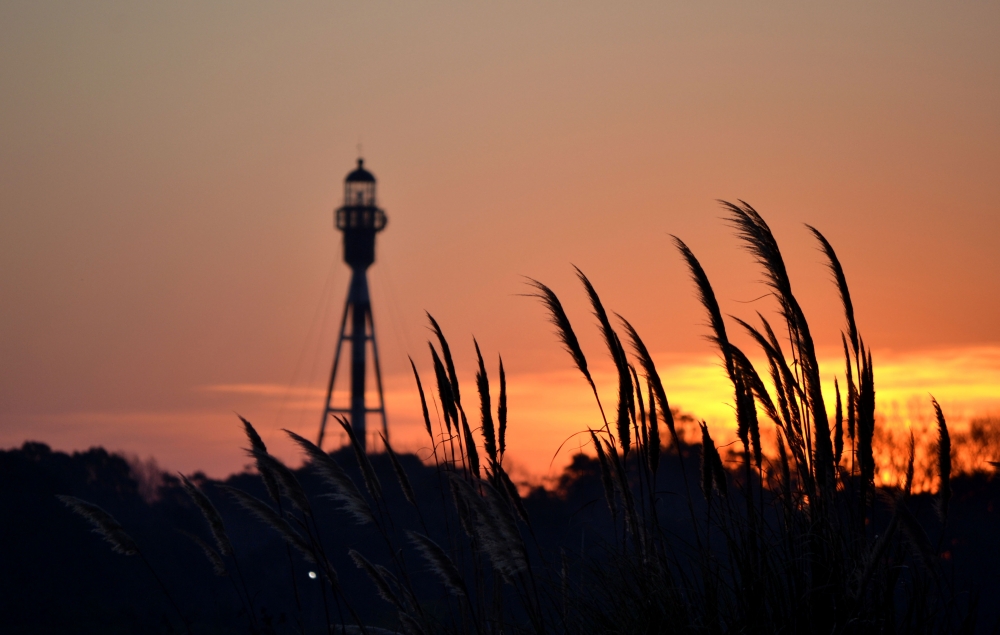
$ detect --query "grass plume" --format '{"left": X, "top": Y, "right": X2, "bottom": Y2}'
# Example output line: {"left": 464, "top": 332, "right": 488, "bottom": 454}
{"left": 932, "top": 396, "right": 952, "bottom": 520}
{"left": 285, "top": 428, "right": 374, "bottom": 525}
{"left": 179, "top": 474, "right": 233, "bottom": 557}
{"left": 57, "top": 495, "right": 139, "bottom": 556}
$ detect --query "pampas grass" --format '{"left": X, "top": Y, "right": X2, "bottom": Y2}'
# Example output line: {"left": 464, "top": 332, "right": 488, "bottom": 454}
{"left": 350, "top": 549, "right": 404, "bottom": 609}
{"left": 58, "top": 495, "right": 139, "bottom": 556}
{"left": 178, "top": 475, "right": 232, "bottom": 556}
{"left": 219, "top": 484, "right": 317, "bottom": 566}
{"left": 381, "top": 432, "right": 418, "bottom": 509}
{"left": 409, "top": 531, "right": 467, "bottom": 598}
{"left": 498, "top": 355, "right": 508, "bottom": 463}
{"left": 338, "top": 416, "right": 383, "bottom": 502}
{"left": 932, "top": 397, "right": 952, "bottom": 520}
{"left": 621, "top": 316, "right": 677, "bottom": 448}
{"left": 285, "top": 428, "right": 374, "bottom": 525}
{"left": 474, "top": 339, "right": 498, "bottom": 468}
{"left": 526, "top": 277, "right": 607, "bottom": 428}
{"left": 178, "top": 529, "right": 227, "bottom": 576}
{"left": 59, "top": 201, "right": 976, "bottom": 634}
{"left": 58, "top": 495, "right": 192, "bottom": 633}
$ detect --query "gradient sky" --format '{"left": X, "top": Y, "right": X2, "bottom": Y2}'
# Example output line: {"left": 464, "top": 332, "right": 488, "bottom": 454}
{"left": 2, "top": 2, "right": 999, "bottom": 479}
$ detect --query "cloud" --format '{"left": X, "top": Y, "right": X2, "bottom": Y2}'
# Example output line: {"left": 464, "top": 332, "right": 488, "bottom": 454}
{"left": 197, "top": 384, "right": 326, "bottom": 398}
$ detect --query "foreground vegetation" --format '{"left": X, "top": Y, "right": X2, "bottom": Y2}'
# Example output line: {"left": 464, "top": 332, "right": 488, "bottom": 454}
{"left": 59, "top": 203, "right": 983, "bottom": 633}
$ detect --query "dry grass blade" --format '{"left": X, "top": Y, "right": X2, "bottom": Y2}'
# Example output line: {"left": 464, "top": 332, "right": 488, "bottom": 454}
{"left": 732, "top": 316, "right": 810, "bottom": 479}
{"left": 337, "top": 416, "right": 383, "bottom": 502}
{"left": 834, "top": 378, "right": 844, "bottom": 466}
{"left": 620, "top": 317, "right": 677, "bottom": 447}
{"left": 758, "top": 345, "right": 811, "bottom": 491}
{"left": 481, "top": 480, "right": 528, "bottom": 579}
{"left": 768, "top": 354, "right": 793, "bottom": 437}
{"left": 397, "top": 612, "right": 427, "bottom": 635}
{"left": 498, "top": 354, "right": 507, "bottom": 462}
{"left": 711, "top": 442, "right": 727, "bottom": 497}
{"left": 447, "top": 474, "right": 526, "bottom": 582}
{"left": 590, "top": 430, "right": 616, "bottom": 516}
{"left": 932, "top": 397, "right": 951, "bottom": 520}
{"left": 699, "top": 424, "right": 715, "bottom": 500}
{"left": 474, "top": 339, "right": 498, "bottom": 467}
{"left": 731, "top": 337, "right": 781, "bottom": 428}
{"left": 699, "top": 421, "right": 729, "bottom": 498}
{"left": 448, "top": 475, "right": 476, "bottom": 540}
{"left": 380, "top": 433, "right": 417, "bottom": 507}
{"left": 843, "top": 334, "right": 858, "bottom": 442}
{"left": 526, "top": 278, "right": 589, "bottom": 380}
{"left": 615, "top": 334, "right": 633, "bottom": 457}
{"left": 240, "top": 415, "right": 280, "bottom": 505}
{"left": 179, "top": 474, "right": 233, "bottom": 556}
{"left": 57, "top": 495, "right": 139, "bottom": 556}
{"left": 646, "top": 379, "right": 660, "bottom": 474}
{"left": 252, "top": 450, "right": 312, "bottom": 516}
{"left": 672, "top": 237, "right": 733, "bottom": 376}
{"left": 722, "top": 200, "right": 790, "bottom": 297}
{"left": 427, "top": 312, "right": 462, "bottom": 406}
{"left": 758, "top": 313, "right": 807, "bottom": 434}
{"left": 776, "top": 430, "right": 792, "bottom": 507}
{"left": 408, "top": 531, "right": 466, "bottom": 597}
{"left": 350, "top": 549, "right": 403, "bottom": 609}
{"left": 239, "top": 414, "right": 268, "bottom": 454}
{"left": 574, "top": 266, "right": 626, "bottom": 374}
{"left": 604, "top": 436, "right": 639, "bottom": 537}
{"left": 218, "top": 485, "right": 317, "bottom": 566}
{"left": 733, "top": 370, "right": 754, "bottom": 461}
{"left": 632, "top": 365, "right": 648, "bottom": 458}
{"left": 410, "top": 357, "right": 433, "bottom": 441}
{"left": 375, "top": 565, "right": 412, "bottom": 607}
{"left": 526, "top": 277, "right": 606, "bottom": 423}
{"left": 496, "top": 464, "right": 530, "bottom": 526}
{"left": 807, "top": 225, "right": 859, "bottom": 359}
{"left": 730, "top": 345, "right": 764, "bottom": 468}
{"left": 179, "top": 529, "right": 227, "bottom": 576}
{"left": 284, "top": 429, "right": 374, "bottom": 525}
{"left": 858, "top": 349, "right": 876, "bottom": 497}
{"left": 904, "top": 430, "right": 915, "bottom": 497}
{"left": 460, "top": 410, "right": 481, "bottom": 478}
{"left": 430, "top": 344, "right": 457, "bottom": 433}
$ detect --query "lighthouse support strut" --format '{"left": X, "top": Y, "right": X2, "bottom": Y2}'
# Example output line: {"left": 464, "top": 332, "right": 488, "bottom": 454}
{"left": 318, "top": 269, "right": 388, "bottom": 451}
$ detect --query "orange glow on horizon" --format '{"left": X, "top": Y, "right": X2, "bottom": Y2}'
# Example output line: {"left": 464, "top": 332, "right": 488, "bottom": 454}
{"left": 10, "top": 345, "right": 996, "bottom": 491}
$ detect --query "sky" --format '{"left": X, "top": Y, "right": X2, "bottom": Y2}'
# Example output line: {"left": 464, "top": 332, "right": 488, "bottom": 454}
{"left": 2, "top": 1, "right": 999, "bottom": 481}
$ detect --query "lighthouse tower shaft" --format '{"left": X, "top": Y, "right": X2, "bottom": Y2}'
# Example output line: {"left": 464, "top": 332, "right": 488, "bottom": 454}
{"left": 318, "top": 159, "right": 388, "bottom": 452}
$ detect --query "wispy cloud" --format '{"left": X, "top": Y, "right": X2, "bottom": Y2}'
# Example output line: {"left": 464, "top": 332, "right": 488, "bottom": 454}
{"left": 197, "top": 384, "right": 326, "bottom": 398}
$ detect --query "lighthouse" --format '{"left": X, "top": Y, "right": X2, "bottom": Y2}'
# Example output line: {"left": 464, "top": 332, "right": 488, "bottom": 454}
{"left": 317, "top": 159, "right": 388, "bottom": 451}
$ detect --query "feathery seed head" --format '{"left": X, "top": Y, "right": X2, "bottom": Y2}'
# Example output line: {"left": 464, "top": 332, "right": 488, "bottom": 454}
{"left": 179, "top": 473, "right": 233, "bottom": 556}
{"left": 932, "top": 397, "right": 951, "bottom": 519}
{"left": 58, "top": 495, "right": 138, "bottom": 556}
{"left": 337, "top": 416, "right": 383, "bottom": 501}
{"left": 284, "top": 429, "right": 374, "bottom": 525}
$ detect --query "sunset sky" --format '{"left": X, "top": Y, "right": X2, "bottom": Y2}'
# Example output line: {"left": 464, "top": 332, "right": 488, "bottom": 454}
{"left": 2, "top": 2, "right": 999, "bottom": 480}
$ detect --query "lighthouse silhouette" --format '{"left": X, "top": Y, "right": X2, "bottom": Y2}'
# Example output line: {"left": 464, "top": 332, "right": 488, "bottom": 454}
{"left": 318, "top": 158, "right": 388, "bottom": 452}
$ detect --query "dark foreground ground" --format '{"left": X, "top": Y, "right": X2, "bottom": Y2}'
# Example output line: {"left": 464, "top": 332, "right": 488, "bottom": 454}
{"left": 1, "top": 441, "right": 998, "bottom": 633}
